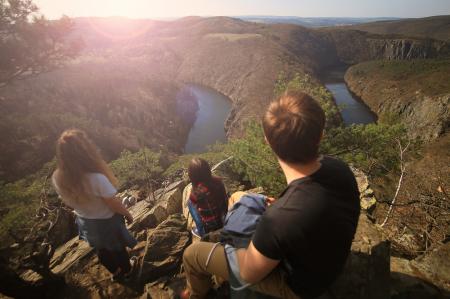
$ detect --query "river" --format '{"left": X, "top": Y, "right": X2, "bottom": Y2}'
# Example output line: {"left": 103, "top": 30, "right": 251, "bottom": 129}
{"left": 183, "top": 84, "right": 232, "bottom": 154}
{"left": 322, "top": 67, "right": 377, "bottom": 125}
{"left": 182, "top": 69, "right": 376, "bottom": 154}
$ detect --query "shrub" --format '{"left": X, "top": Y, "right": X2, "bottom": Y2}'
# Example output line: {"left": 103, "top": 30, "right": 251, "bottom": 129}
{"left": 321, "top": 123, "right": 412, "bottom": 176}
{"left": 110, "top": 148, "right": 165, "bottom": 190}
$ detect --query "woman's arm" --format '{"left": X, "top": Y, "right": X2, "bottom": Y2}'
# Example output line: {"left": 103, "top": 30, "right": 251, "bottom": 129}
{"left": 189, "top": 189, "right": 198, "bottom": 205}
{"left": 102, "top": 197, "right": 133, "bottom": 224}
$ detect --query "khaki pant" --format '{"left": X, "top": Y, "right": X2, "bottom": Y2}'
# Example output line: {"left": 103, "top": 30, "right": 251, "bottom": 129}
{"left": 183, "top": 241, "right": 300, "bottom": 299}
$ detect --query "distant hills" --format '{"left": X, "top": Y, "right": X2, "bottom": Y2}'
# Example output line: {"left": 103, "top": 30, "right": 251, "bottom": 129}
{"left": 237, "top": 16, "right": 401, "bottom": 27}
{"left": 347, "top": 15, "right": 450, "bottom": 41}
{"left": 237, "top": 15, "right": 450, "bottom": 41}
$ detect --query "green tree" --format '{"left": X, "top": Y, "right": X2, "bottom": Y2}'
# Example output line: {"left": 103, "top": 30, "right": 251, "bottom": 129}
{"left": 0, "top": 1, "right": 79, "bottom": 296}
{"left": 321, "top": 123, "right": 411, "bottom": 176}
{"left": 0, "top": 0, "right": 80, "bottom": 87}
{"left": 110, "top": 148, "right": 165, "bottom": 190}
{"left": 228, "top": 121, "right": 285, "bottom": 196}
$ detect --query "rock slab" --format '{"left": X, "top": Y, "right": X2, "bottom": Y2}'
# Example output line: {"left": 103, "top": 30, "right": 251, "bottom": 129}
{"left": 331, "top": 213, "right": 391, "bottom": 299}
{"left": 140, "top": 214, "right": 190, "bottom": 283}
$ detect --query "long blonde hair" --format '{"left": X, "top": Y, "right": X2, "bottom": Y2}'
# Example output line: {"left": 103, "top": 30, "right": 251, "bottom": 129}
{"left": 53, "top": 129, "right": 118, "bottom": 201}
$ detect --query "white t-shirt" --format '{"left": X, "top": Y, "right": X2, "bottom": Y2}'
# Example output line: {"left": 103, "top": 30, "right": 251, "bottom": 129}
{"left": 53, "top": 172, "right": 118, "bottom": 219}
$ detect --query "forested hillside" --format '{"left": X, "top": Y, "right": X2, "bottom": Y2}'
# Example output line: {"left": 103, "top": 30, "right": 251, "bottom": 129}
{"left": 2, "top": 16, "right": 449, "bottom": 183}
{"left": 348, "top": 15, "right": 450, "bottom": 41}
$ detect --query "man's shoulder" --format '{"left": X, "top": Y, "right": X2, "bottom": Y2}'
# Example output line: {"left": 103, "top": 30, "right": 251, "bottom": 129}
{"left": 321, "top": 155, "right": 351, "bottom": 170}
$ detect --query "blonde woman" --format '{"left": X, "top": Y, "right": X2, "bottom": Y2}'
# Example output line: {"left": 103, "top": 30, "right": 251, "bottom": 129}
{"left": 52, "top": 129, "right": 137, "bottom": 281}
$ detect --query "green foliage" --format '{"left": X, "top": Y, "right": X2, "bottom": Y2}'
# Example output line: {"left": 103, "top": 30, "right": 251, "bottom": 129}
{"left": 377, "top": 111, "right": 403, "bottom": 126}
{"left": 223, "top": 121, "right": 413, "bottom": 195}
{"left": 163, "top": 143, "right": 230, "bottom": 178}
{"left": 274, "top": 72, "right": 341, "bottom": 128}
{"left": 0, "top": 160, "right": 55, "bottom": 245}
{"left": 348, "top": 59, "right": 450, "bottom": 97}
{"left": 109, "top": 148, "right": 165, "bottom": 190}
{"left": 321, "top": 123, "right": 411, "bottom": 176}
{"left": 227, "top": 122, "right": 285, "bottom": 196}
{"left": 0, "top": 0, "right": 80, "bottom": 86}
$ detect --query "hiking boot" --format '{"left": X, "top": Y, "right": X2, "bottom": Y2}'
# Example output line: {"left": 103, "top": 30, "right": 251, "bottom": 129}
{"left": 111, "top": 270, "right": 124, "bottom": 282}
{"left": 124, "top": 256, "right": 139, "bottom": 281}
{"left": 178, "top": 288, "right": 190, "bottom": 299}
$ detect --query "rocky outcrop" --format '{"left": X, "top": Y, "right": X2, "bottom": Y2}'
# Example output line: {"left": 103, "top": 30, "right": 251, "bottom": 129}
{"left": 391, "top": 243, "right": 450, "bottom": 298}
{"left": 128, "top": 181, "right": 186, "bottom": 232}
{"left": 19, "top": 162, "right": 445, "bottom": 299}
{"left": 139, "top": 214, "right": 190, "bottom": 281}
{"left": 345, "top": 60, "right": 450, "bottom": 140}
{"left": 326, "top": 29, "right": 450, "bottom": 65}
{"left": 20, "top": 180, "right": 187, "bottom": 297}
{"left": 367, "top": 39, "right": 448, "bottom": 60}
{"left": 331, "top": 213, "right": 391, "bottom": 299}
{"left": 140, "top": 277, "right": 186, "bottom": 299}
{"left": 352, "top": 167, "right": 377, "bottom": 211}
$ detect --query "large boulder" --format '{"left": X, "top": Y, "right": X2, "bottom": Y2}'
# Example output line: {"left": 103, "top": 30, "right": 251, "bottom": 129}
{"left": 331, "top": 213, "right": 391, "bottom": 299}
{"left": 127, "top": 199, "right": 159, "bottom": 232}
{"left": 411, "top": 242, "right": 450, "bottom": 292}
{"left": 139, "top": 214, "right": 190, "bottom": 283}
{"left": 49, "top": 237, "right": 92, "bottom": 275}
{"left": 389, "top": 243, "right": 450, "bottom": 298}
{"left": 140, "top": 277, "right": 186, "bottom": 299}
{"left": 352, "top": 167, "right": 377, "bottom": 211}
{"left": 155, "top": 181, "right": 185, "bottom": 216}
{"left": 128, "top": 181, "right": 185, "bottom": 232}
{"left": 390, "top": 256, "right": 449, "bottom": 299}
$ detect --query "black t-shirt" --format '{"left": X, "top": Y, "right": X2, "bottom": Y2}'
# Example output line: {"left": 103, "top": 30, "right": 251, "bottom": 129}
{"left": 252, "top": 156, "right": 360, "bottom": 299}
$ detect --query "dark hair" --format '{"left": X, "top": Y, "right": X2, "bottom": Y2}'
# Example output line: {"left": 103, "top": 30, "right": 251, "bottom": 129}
{"left": 188, "top": 158, "right": 213, "bottom": 186}
{"left": 262, "top": 91, "right": 325, "bottom": 164}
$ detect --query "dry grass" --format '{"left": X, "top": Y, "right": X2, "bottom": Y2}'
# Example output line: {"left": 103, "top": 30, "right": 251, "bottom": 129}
{"left": 204, "top": 33, "right": 263, "bottom": 41}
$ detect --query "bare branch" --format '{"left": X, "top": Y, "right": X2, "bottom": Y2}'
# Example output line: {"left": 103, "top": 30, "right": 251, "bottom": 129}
{"left": 381, "top": 138, "right": 410, "bottom": 227}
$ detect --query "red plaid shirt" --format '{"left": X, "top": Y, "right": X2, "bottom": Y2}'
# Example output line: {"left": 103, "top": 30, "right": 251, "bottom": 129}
{"left": 189, "top": 178, "right": 227, "bottom": 233}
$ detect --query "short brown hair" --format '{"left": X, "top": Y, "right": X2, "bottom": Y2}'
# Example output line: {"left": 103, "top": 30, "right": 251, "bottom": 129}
{"left": 262, "top": 91, "right": 325, "bottom": 164}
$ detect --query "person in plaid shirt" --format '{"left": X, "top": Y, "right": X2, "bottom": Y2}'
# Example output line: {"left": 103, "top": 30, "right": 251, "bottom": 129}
{"left": 188, "top": 158, "right": 228, "bottom": 234}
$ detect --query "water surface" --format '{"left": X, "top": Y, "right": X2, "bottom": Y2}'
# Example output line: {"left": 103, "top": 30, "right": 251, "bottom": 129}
{"left": 322, "top": 67, "right": 377, "bottom": 125}
{"left": 325, "top": 83, "right": 377, "bottom": 125}
{"left": 183, "top": 85, "right": 231, "bottom": 153}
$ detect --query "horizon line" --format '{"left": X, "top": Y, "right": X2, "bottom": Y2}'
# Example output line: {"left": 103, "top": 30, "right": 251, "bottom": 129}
{"left": 47, "top": 14, "right": 450, "bottom": 21}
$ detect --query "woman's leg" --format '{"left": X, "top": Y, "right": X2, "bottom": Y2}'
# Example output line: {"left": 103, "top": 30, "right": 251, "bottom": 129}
{"left": 115, "top": 249, "right": 132, "bottom": 274}
{"left": 96, "top": 248, "right": 119, "bottom": 274}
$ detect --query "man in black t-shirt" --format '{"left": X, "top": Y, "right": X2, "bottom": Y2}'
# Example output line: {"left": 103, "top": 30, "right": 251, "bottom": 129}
{"left": 182, "top": 91, "right": 360, "bottom": 299}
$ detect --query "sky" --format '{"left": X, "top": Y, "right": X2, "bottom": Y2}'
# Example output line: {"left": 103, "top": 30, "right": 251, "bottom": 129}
{"left": 34, "top": 0, "right": 450, "bottom": 20}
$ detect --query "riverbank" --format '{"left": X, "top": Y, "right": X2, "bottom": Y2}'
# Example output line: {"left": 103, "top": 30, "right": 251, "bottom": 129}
{"left": 320, "top": 66, "right": 377, "bottom": 125}
{"left": 182, "top": 84, "right": 232, "bottom": 154}
{"left": 345, "top": 59, "right": 450, "bottom": 140}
